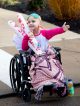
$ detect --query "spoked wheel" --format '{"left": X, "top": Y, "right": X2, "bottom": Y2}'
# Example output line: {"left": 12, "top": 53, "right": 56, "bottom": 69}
{"left": 10, "top": 54, "right": 25, "bottom": 94}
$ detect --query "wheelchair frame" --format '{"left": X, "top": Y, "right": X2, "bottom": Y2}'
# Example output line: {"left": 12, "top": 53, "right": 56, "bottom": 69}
{"left": 9, "top": 47, "right": 68, "bottom": 102}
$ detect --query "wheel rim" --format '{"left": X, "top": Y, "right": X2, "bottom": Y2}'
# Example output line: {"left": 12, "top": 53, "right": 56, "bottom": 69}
{"left": 10, "top": 54, "right": 24, "bottom": 93}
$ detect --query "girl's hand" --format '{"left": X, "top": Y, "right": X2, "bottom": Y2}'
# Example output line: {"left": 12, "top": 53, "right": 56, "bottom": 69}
{"left": 62, "top": 22, "right": 70, "bottom": 31}
{"left": 28, "top": 32, "right": 34, "bottom": 37}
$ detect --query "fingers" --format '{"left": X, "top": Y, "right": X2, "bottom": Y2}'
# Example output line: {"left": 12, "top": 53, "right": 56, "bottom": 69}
{"left": 63, "top": 22, "right": 66, "bottom": 26}
{"left": 62, "top": 22, "right": 70, "bottom": 31}
{"left": 63, "top": 22, "right": 70, "bottom": 29}
{"left": 67, "top": 25, "right": 70, "bottom": 29}
{"left": 28, "top": 32, "right": 34, "bottom": 37}
{"left": 63, "top": 22, "right": 70, "bottom": 27}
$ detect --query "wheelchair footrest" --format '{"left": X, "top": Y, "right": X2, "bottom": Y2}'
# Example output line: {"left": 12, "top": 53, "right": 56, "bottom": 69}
{"left": 43, "top": 84, "right": 54, "bottom": 92}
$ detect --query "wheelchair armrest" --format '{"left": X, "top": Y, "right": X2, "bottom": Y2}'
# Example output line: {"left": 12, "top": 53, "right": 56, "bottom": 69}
{"left": 19, "top": 49, "right": 35, "bottom": 56}
{"left": 52, "top": 47, "right": 62, "bottom": 64}
{"left": 51, "top": 46, "right": 61, "bottom": 55}
{"left": 53, "top": 47, "right": 61, "bottom": 52}
{"left": 19, "top": 50, "right": 30, "bottom": 55}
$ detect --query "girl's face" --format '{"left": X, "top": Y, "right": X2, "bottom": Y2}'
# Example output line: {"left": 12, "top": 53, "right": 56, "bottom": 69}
{"left": 27, "top": 16, "right": 41, "bottom": 32}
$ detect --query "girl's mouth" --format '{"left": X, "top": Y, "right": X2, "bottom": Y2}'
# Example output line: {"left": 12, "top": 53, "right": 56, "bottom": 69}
{"left": 29, "top": 25, "right": 34, "bottom": 27}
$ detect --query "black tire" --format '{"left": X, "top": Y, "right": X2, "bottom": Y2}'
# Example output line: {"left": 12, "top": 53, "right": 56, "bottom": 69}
{"left": 9, "top": 54, "right": 24, "bottom": 94}
{"left": 22, "top": 87, "right": 31, "bottom": 102}
{"left": 56, "top": 86, "right": 68, "bottom": 97}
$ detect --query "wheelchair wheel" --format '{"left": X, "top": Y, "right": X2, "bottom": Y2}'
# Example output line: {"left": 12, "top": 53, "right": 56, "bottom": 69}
{"left": 10, "top": 54, "right": 24, "bottom": 94}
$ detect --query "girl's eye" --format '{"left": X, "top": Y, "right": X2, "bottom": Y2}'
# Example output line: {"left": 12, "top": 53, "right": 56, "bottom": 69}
{"left": 32, "top": 20, "right": 35, "bottom": 23}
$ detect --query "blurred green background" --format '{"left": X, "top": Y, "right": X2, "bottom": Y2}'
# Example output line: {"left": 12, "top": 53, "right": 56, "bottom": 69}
{"left": 0, "top": 0, "right": 47, "bottom": 13}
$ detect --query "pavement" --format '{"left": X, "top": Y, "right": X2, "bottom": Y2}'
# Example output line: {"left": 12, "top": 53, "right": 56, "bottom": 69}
{"left": 0, "top": 8, "right": 80, "bottom": 106}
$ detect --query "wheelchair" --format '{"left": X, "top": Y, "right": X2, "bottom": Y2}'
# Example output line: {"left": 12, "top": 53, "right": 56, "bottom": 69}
{"left": 9, "top": 47, "right": 68, "bottom": 102}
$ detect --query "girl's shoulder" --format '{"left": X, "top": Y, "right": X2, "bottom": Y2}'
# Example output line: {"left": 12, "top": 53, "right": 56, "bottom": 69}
{"left": 40, "top": 29, "right": 46, "bottom": 36}
{"left": 40, "top": 29, "right": 47, "bottom": 33}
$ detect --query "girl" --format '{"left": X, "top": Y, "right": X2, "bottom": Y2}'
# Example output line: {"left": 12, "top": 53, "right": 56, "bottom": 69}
{"left": 22, "top": 13, "right": 70, "bottom": 100}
